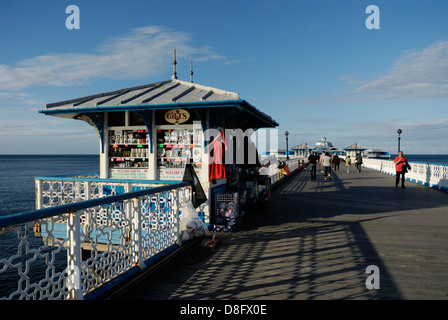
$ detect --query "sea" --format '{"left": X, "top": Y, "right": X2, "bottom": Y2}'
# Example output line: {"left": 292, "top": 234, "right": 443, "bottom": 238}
{"left": 389, "top": 154, "right": 448, "bottom": 165}
{"left": 0, "top": 154, "right": 99, "bottom": 298}
{"left": 0, "top": 154, "right": 99, "bottom": 216}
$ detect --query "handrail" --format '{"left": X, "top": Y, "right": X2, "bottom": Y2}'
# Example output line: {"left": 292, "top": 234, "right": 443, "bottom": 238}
{"left": 0, "top": 181, "right": 190, "bottom": 228}
{"left": 34, "top": 172, "right": 182, "bottom": 185}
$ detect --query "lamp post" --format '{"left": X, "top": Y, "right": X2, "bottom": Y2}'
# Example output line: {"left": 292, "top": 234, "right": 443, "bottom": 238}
{"left": 284, "top": 131, "right": 289, "bottom": 160}
{"left": 397, "top": 129, "right": 402, "bottom": 154}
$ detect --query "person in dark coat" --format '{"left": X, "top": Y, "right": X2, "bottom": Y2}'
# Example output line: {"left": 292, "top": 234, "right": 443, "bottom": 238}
{"left": 332, "top": 154, "right": 340, "bottom": 171}
{"left": 308, "top": 151, "right": 319, "bottom": 180}
{"left": 355, "top": 154, "right": 363, "bottom": 173}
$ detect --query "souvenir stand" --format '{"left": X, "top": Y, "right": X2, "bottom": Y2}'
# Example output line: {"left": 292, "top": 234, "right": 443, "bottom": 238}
{"left": 40, "top": 74, "right": 278, "bottom": 229}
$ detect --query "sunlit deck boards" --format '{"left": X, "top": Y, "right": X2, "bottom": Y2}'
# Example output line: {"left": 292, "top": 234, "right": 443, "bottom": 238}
{"left": 119, "top": 167, "right": 448, "bottom": 300}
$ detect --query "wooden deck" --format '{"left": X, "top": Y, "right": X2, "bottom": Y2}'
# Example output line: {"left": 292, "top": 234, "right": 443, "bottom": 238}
{"left": 118, "top": 166, "right": 448, "bottom": 300}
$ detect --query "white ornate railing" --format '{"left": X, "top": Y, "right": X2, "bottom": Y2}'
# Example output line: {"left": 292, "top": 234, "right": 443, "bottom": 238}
{"left": 0, "top": 181, "right": 192, "bottom": 300}
{"left": 286, "top": 158, "right": 300, "bottom": 173}
{"left": 34, "top": 173, "right": 171, "bottom": 210}
{"left": 363, "top": 159, "right": 448, "bottom": 192}
{"left": 1, "top": 161, "right": 301, "bottom": 300}
{"left": 264, "top": 158, "right": 301, "bottom": 186}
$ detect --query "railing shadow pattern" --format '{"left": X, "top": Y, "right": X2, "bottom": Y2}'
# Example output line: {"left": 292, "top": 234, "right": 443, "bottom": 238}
{"left": 122, "top": 167, "right": 448, "bottom": 300}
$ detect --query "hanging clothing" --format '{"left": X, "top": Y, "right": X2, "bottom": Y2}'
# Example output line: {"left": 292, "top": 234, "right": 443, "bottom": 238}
{"left": 209, "top": 131, "right": 227, "bottom": 180}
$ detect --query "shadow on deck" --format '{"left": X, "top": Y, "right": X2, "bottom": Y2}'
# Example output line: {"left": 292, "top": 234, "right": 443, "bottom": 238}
{"left": 118, "top": 167, "right": 448, "bottom": 300}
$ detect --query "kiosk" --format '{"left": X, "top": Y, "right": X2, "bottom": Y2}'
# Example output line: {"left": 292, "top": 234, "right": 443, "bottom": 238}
{"left": 40, "top": 75, "right": 279, "bottom": 227}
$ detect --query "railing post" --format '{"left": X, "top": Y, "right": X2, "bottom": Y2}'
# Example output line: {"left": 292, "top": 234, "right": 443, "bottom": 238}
{"left": 84, "top": 181, "right": 90, "bottom": 201}
{"left": 83, "top": 181, "right": 91, "bottom": 234}
{"left": 67, "top": 210, "right": 83, "bottom": 300}
{"left": 35, "top": 179, "right": 43, "bottom": 210}
{"left": 175, "top": 188, "right": 181, "bottom": 245}
{"left": 131, "top": 196, "right": 145, "bottom": 270}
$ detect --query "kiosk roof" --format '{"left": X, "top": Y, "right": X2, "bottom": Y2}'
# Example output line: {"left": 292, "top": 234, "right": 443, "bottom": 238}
{"left": 40, "top": 79, "right": 278, "bottom": 128}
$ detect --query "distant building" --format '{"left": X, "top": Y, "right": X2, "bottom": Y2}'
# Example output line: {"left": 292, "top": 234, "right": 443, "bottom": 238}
{"left": 313, "top": 136, "right": 345, "bottom": 155}
{"left": 291, "top": 136, "right": 346, "bottom": 157}
{"left": 291, "top": 143, "right": 313, "bottom": 157}
{"left": 343, "top": 142, "right": 367, "bottom": 158}
{"left": 290, "top": 136, "right": 387, "bottom": 160}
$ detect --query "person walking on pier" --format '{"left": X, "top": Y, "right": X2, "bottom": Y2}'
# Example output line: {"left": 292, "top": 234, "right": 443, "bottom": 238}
{"left": 394, "top": 151, "right": 409, "bottom": 188}
{"left": 319, "top": 151, "right": 325, "bottom": 173}
{"left": 345, "top": 155, "right": 351, "bottom": 173}
{"left": 332, "top": 153, "right": 340, "bottom": 171}
{"left": 355, "top": 153, "right": 363, "bottom": 173}
{"left": 308, "top": 151, "right": 319, "bottom": 180}
{"left": 322, "top": 152, "right": 332, "bottom": 181}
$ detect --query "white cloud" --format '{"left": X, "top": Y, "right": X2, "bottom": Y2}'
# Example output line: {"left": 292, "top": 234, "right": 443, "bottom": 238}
{"left": 348, "top": 40, "right": 448, "bottom": 100}
{"left": 0, "top": 26, "right": 225, "bottom": 91}
{"left": 288, "top": 40, "right": 448, "bottom": 106}
{"left": 0, "top": 92, "right": 42, "bottom": 106}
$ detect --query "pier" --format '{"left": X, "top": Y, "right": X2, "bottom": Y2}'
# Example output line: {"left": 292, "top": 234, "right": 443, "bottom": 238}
{"left": 117, "top": 166, "right": 448, "bottom": 300}
{"left": 1, "top": 68, "right": 447, "bottom": 300}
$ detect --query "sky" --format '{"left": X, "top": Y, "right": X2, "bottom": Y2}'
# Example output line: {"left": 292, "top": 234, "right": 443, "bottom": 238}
{"left": 0, "top": 0, "right": 447, "bottom": 155}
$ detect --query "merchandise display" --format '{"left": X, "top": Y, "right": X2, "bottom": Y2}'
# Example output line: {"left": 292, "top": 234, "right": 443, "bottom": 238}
{"left": 156, "top": 128, "right": 203, "bottom": 169}
{"left": 108, "top": 129, "right": 150, "bottom": 179}
{"left": 213, "top": 193, "right": 241, "bottom": 233}
{"left": 108, "top": 129, "right": 149, "bottom": 169}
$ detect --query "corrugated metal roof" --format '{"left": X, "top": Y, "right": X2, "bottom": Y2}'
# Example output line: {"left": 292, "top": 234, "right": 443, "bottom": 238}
{"left": 45, "top": 79, "right": 240, "bottom": 109}
{"left": 41, "top": 79, "right": 278, "bottom": 128}
{"left": 344, "top": 142, "right": 367, "bottom": 150}
{"left": 291, "top": 143, "right": 313, "bottom": 150}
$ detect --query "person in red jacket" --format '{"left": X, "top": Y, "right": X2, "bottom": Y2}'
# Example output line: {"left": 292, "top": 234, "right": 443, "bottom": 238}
{"left": 394, "top": 151, "right": 408, "bottom": 188}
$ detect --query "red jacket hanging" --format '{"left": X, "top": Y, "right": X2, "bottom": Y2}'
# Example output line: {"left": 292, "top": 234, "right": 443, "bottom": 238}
{"left": 209, "top": 131, "right": 227, "bottom": 180}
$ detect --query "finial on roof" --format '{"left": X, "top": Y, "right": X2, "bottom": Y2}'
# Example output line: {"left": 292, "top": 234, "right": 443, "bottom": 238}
{"left": 171, "top": 49, "right": 178, "bottom": 80}
{"left": 190, "top": 61, "right": 194, "bottom": 83}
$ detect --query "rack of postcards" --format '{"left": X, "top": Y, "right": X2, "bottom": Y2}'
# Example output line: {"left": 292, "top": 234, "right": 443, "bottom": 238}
{"left": 108, "top": 129, "right": 149, "bottom": 179}
{"left": 156, "top": 127, "right": 203, "bottom": 180}
{"left": 213, "top": 192, "right": 242, "bottom": 233}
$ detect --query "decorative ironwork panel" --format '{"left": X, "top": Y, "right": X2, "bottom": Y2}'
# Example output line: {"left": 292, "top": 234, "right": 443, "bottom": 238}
{"left": 1, "top": 180, "right": 193, "bottom": 300}
{"left": 0, "top": 216, "right": 71, "bottom": 300}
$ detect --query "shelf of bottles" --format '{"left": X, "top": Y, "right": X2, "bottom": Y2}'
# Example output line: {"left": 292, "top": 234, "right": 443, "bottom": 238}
{"left": 108, "top": 129, "right": 149, "bottom": 170}
{"left": 156, "top": 128, "right": 202, "bottom": 180}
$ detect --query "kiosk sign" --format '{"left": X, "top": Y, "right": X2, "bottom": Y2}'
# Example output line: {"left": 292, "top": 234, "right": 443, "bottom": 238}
{"left": 165, "top": 109, "right": 190, "bottom": 124}
{"left": 110, "top": 168, "right": 149, "bottom": 179}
